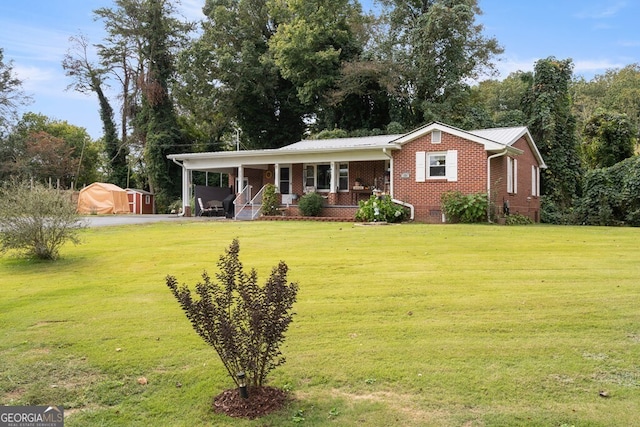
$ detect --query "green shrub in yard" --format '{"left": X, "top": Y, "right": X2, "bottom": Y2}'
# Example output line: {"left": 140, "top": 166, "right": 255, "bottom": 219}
{"left": 441, "top": 191, "right": 488, "bottom": 223}
{"left": 166, "top": 239, "right": 298, "bottom": 388}
{"left": 0, "top": 180, "right": 85, "bottom": 260}
{"left": 505, "top": 213, "right": 533, "bottom": 225}
{"left": 298, "top": 192, "right": 324, "bottom": 216}
{"left": 261, "top": 184, "right": 279, "bottom": 216}
{"left": 355, "top": 195, "right": 408, "bottom": 223}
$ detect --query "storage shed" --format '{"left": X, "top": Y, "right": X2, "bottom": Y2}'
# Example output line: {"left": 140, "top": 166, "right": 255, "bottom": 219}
{"left": 77, "top": 182, "right": 130, "bottom": 214}
{"left": 125, "top": 188, "right": 155, "bottom": 214}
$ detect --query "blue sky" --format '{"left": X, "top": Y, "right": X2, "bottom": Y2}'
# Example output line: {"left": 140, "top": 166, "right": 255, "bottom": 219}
{"left": 1, "top": 0, "right": 639, "bottom": 140}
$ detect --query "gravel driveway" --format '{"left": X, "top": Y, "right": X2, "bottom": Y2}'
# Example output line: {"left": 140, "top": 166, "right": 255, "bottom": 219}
{"left": 82, "top": 214, "right": 226, "bottom": 227}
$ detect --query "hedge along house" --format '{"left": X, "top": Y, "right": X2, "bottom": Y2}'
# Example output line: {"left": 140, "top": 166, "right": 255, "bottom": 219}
{"left": 168, "top": 122, "right": 546, "bottom": 223}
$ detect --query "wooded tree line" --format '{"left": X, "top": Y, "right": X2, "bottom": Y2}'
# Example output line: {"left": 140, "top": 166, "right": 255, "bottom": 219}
{"left": 0, "top": 0, "right": 638, "bottom": 221}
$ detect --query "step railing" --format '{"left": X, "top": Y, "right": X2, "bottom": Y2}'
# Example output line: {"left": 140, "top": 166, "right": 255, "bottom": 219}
{"left": 233, "top": 184, "right": 266, "bottom": 220}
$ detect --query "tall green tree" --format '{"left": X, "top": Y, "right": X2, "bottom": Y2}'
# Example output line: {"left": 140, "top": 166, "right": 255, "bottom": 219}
{"left": 63, "top": 35, "right": 128, "bottom": 187}
{"left": 268, "top": 0, "right": 367, "bottom": 131}
{"left": 93, "top": 0, "right": 193, "bottom": 209}
{"left": 469, "top": 71, "right": 532, "bottom": 127}
{"left": 0, "top": 48, "right": 31, "bottom": 130}
{"left": 582, "top": 109, "right": 637, "bottom": 169}
{"left": 139, "top": 0, "right": 191, "bottom": 210}
{"left": 572, "top": 64, "right": 640, "bottom": 143}
{"left": 178, "top": 0, "right": 306, "bottom": 150}
{"left": 377, "top": 0, "right": 503, "bottom": 127}
{"left": 524, "top": 57, "right": 583, "bottom": 222}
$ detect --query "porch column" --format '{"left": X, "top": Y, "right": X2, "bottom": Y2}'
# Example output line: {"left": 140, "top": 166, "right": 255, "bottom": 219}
{"left": 237, "top": 165, "right": 245, "bottom": 201}
{"left": 330, "top": 161, "right": 337, "bottom": 193}
{"left": 181, "top": 166, "right": 191, "bottom": 216}
{"left": 328, "top": 161, "right": 338, "bottom": 205}
{"left": 274, "top": 163, "right": 280, "bottom": 193}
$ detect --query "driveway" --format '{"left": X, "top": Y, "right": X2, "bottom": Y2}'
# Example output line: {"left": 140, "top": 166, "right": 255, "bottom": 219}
{"left": 82, "top": 214, "right": 227, "bottom": 227}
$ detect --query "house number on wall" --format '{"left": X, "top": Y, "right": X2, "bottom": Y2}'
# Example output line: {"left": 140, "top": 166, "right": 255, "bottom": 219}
{"left": 401, "top": 172, "right": 410, "bottom": 179}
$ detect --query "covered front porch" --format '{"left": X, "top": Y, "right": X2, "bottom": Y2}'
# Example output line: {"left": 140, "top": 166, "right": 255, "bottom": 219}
{"left": 168, "top": 135, "right": 403, "bottom": 220}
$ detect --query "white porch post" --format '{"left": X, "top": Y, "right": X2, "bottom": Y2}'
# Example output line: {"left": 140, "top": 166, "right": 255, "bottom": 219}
{"left": 181, "top": 166, "right": 190, "bottom": 215}
{"left": 237, "top": 165, "right": 245, "bottom": 201}
{"left": 274, "top": 163, "right": 280, "bottom": 193}
{"left": 330, "top": 161, "right": 337, "bottom": 193}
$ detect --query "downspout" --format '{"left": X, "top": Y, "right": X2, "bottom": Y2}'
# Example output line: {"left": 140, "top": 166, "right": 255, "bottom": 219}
{"left": 487, "top": 149, "right": 509, "bottom": 223}
{"left": 383, "top": 148, "right": 414, "bottom": 220}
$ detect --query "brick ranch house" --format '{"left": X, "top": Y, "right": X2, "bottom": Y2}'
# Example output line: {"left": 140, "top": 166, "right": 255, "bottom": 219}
{"left": 168, "top": 122, "right": 546, "bottom": 223}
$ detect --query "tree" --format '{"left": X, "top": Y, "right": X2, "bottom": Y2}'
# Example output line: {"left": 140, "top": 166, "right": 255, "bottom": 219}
{"left": 166, "top": 239, "right": 298, "bottom": 388}
{"left": 572, "top": 64, "right": 640, "bottom": 142}
{"left": 63, "top": 34, "right": 128, "bottom": 187}
{"left": 0, "top": 180, "right": 85, "bottom": 260}
{"left": 0, "top": 48, "right": 31, "bottom": 130}
{"left": 22, "top": 131, "right": 79, "bottom": 187}
{"left": 177, "top": 0, "right": 306, "bottom": 150}
{"left": 0, "top": 113, "right": 102, "bottom": 187}
{"left": 377, "top": 0, "right": 503, "bottom": 127}
{"left": 524, "top": 57, "right": 583, "bottom": 222}
{"left": 139, "top": 0, "right": 192, "bottom": 211}
{"left": 268, "top": 0, "right": 363, "bottom": 107}
{"left": 582, "top": 109, "right": 637, "bottom": 169}
{"left": 469, "top": 71, "right": 532, "bottom": 127}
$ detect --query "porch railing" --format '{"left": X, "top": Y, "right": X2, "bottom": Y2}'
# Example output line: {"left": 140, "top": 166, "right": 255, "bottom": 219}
{"left": 234, "top": 184, "right": 266, "bottom": 220}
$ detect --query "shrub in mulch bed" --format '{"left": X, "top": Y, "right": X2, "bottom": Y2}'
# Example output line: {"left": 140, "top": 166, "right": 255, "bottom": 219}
{"left": 213, "top": 386, "right": 291, "bottom": 419}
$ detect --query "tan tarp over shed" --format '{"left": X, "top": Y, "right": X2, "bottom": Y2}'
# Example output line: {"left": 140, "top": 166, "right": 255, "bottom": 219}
{"left": 77, "top": 182, "right": 130, "bottom": 214}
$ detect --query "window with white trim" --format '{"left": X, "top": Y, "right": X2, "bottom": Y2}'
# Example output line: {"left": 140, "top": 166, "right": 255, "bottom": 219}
{"left": 507, "top": 157, "right": 518, "bottom": 194}
{"left": 338, "top": 163, "right": 348, "bottom": 191}
{"left": 415, "top": 150, "right": 458, "bottom": 182}
{"left": 429, "top": 153, "right": 446, "bottom": 177}
{"left": 304, "top": 164, "right": 332, "bottom": 191}
{"left": 280, "top": 166, "right": 291, "bottom": 194}
{"left": 531, "top": 165, "right": 540, "bottom": 197}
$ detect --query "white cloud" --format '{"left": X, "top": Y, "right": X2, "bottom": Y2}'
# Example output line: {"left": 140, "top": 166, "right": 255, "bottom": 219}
{"left": 573, "top": 59, "right": 625, "bottom": 74}
{"left": 575, "top": 1, "right": 627, "bottom": 19}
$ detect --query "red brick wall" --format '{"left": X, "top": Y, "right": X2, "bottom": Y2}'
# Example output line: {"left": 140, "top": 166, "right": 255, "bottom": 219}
{"left": 391, "top": 131, "right": 487, "bottom": 222}
{"left": 491, "top": 137, "right": 541, "bottom": 222}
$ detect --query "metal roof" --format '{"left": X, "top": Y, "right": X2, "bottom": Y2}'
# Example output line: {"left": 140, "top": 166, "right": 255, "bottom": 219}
{"left": 278, "top": 134, "right": 404, "bottom": 151}
{"left": 468, "top": 127, "right": 528, "bottom": 146}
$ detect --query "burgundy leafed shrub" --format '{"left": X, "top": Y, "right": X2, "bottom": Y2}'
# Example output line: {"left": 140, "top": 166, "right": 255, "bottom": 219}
{"left": 166, "top": 239, "right": 298, "bottom": 387}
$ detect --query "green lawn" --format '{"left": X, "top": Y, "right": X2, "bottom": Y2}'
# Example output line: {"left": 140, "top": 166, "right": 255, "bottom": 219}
{"left": 1, "top": 221, "right": 639, "bottom": 426}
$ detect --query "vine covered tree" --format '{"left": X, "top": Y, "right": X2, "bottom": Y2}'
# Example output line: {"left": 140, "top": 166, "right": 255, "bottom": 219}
{"left": 63, "top": 34, "right": 128, "bottom": 187}
{"left": 524, "top": 57, "right": 583, "bottom": 223}
{"left": 582, "top": 109, "right": 637, "bottom": 169}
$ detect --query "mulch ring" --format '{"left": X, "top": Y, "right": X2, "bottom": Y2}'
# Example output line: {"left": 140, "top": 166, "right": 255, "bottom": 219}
{"left": 213, "top": 386, "right": 291, "bottom": 419}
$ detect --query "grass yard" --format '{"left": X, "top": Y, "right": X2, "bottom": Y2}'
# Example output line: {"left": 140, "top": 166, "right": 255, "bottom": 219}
{"left": 1, "top": 220, "right": 639, "bottom": 426}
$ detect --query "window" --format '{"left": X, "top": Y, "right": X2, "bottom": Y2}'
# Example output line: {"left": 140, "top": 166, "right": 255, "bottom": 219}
{"left": 531, "top": 165, "right": 540, "bottom": 197}
{"left": 338, "top": 163, "right": 348, "bottom": 191}
{"left": 145, "top": 195, "right": 151, "bottom": 204}
{"left": 304, "top": 164, "right": 332, "bottom": 191}
{"left": 304, "top": 165, "right": 315, "bottom": 188}
{"left": 429, "top": 154, "right": 446, "bottom": 177}
{"left": 416, "top": 151, "right": 457, "bottom": 182}
{"left": 279, "top": 166, "right": 290, "bottom": 194}
{"left": 507, "top": 157, "right": 518, "bottom": 194}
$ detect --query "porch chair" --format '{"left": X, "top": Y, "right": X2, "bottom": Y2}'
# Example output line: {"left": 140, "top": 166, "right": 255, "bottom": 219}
{"left": 197, "top": 197, "right": 213, "bottom": 217}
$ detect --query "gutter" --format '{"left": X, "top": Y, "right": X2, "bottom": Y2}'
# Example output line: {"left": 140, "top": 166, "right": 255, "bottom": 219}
{"left": 486, "top": 149, "right": 509, "bottom": 222}
{"left": 383, "top": 147, "right": 415, "bottom": 221}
